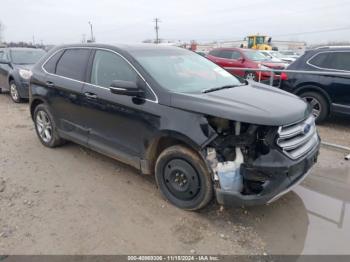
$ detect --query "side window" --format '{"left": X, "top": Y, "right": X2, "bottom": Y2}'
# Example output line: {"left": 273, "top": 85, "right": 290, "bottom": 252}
{"left": 217, "top": 50, "right": 233, "bottom": 59}
{"left": 56, "top": 49, "right": 91, "bottom": 81}
{"left": 231, "top": 51, "right": 241, "bottom": 60}
{"left": 43, "top": 50, "right": 64, "bottom": 74}
{"left": 308, "top": 53, "right": 330, "bottom": 68}
{"left": 208, "top": 49, "right": 220, "bottom": 57}
{"left": 90, "top": 50, "right": 138, "bottom": 88}
{"left": 327, "top": 52, "right": 350, "bottom": 71}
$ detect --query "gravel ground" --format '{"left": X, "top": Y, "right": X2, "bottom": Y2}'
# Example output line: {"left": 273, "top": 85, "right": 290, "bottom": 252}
{"left": 0, "top": 94, "right": 349, "bottom": 255}
{"left": 317, "top": 115, "right": 350, "bottom": 148}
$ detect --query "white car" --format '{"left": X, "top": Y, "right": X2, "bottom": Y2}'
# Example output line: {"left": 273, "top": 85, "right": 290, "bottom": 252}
{"left": 260, "top": 50, "right": 296, "bottom": 64}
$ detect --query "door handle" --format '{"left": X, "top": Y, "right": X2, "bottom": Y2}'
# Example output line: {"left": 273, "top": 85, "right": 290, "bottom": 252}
{"left": 46, "top": 81, "right": 55, "bottom": 88}
{"left": 84, "top": 92, "right": 97, "bottom": 99}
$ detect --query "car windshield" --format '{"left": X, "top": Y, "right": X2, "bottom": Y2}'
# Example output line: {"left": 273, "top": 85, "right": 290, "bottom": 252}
{"left": 10, "top": 49, "right": 45, "bottom": 64}
{"left": 243, "top": 50, "right": 268, "bottom": 61}
{"left": 131, "top": 48, "right": 243, "bottom": 93}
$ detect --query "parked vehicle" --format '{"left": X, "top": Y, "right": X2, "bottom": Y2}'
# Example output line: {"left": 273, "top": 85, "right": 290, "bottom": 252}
{"left": 259, "top": 50, "right": 284, "bottom": 63}
{"left": 0, "top": 47, "right": 46, "bottom": 102}
{"left": 280, "top": 46, "right": 350, "bottom": 123}
{"left": 260, "top": 50, "right": 296, "bottom": 64}
{"left": 206, "top": 48, "right": 286, "bottom": 81}
{"left": 279, "top": 50, "right": 300, "bottom": 59}
{"left": 29, "top": 44, "right": 320, "bottom": 210}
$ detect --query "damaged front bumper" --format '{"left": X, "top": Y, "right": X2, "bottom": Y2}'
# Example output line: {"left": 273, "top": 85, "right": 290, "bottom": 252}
{"left": 215, "top": 140, "right": 320, "bottom": 206}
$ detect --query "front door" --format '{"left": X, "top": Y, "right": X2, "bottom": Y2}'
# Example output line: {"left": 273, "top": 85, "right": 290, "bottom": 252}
{"left": 81, "top": 49, "right": 158, "bottom": 168}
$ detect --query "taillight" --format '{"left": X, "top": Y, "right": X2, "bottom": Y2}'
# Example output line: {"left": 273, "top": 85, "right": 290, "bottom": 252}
{"left": 280, "top": 72, "right": 288, "bottom": 81}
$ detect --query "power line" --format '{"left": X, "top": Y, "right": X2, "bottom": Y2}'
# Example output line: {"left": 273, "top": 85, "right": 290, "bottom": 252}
{"left": 273, "top": 26, "right": 350, "bottom": 37}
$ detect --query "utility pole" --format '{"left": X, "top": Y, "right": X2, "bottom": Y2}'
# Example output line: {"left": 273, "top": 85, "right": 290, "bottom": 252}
{"left": 82, "top": 34, "right": 86, "bottom": 44}
{"left": 88, "top": 21, "right": 95, "bottom": 43}
{"left": 0, "top": 21, "right": 3, "bottom": 43}
{"left": 32, "top": 34, "right": 35, "bottom": 45}
{"left": 154, "top": 18, "right": 161, "bottom": 44}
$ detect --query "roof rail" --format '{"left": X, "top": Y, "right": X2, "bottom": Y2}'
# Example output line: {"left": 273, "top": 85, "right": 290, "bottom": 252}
{"left": 315, "top": 46, "right": 350, "bottom": 50}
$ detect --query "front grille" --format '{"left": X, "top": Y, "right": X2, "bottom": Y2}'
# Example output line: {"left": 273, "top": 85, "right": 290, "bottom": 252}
{"left": 277, "top": 115, "right": 319, "bottom": 159}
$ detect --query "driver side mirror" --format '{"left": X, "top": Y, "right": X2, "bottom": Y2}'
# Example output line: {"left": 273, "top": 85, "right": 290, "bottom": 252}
{"left": 109, "top": 80, "right": 144, "bottom": 97}
{"left": 238, "top": 57, "right": 245, "bottom": 63}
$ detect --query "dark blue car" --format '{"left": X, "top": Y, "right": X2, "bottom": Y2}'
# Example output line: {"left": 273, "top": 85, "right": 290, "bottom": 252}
{"left": 280, "top": 46, "right": 350, "bottom": 123}
{"left": 0, "top": 47, "right": 46, "bottom": 102}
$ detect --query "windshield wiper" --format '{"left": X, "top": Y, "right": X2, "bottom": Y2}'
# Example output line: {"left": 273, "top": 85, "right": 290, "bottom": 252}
{"left": 202, "top": 84, "right": 243, "bottom": 94}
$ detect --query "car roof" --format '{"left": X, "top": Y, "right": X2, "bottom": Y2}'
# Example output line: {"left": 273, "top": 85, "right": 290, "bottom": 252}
{"left": 312, "top": 46, "right": 350, "bottom": 52}
{"left": 210, "top": 47, "right": 257, "bottom": 52}
{"left": 51, "top": 43, "right": 184, "bottom": 52}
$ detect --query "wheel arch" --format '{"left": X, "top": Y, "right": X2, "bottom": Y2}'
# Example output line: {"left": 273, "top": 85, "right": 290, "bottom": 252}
{"left": 144, "top": 131, "right": 206, "bottom": 175}
{"left": 294, "top": 84, "right": 332, "bottom": 113}
{"left": 30, "top": 98, "right": 45, "bottom": 120}
{"left": 8, "top": 75, "right": 15, "bottom": 83}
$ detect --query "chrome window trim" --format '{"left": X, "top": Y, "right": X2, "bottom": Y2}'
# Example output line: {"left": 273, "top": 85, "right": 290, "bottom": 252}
{"left": 41, "top": 46, "right": 159, "bottom": 103}
{"left": 306, "top": 50, "right": 350, "bottom": 73}
{"left": 332, "top": 103, "right": 350, "bottom": 109}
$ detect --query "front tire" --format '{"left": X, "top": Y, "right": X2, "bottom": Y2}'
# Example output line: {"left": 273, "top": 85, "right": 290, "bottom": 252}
{"left": 34, "top": 104, "right": 65, "bottom": 148}
{"left": 9, "top": 80, "right": 22, "bottom": 103}
{"left": 155, "top": 145, "right": 213, "bottom": 211}
{"left": 300, "top": 91, "right": 329, "bottom": 123}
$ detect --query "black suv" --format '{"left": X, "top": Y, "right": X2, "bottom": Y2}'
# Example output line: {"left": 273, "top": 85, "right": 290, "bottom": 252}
{"left": 0, "top": 47, "right": 46, "bottom": 102}
{"left": 29, "top": 44, "right": 320, "bottom": 210}
{"left": 280, "top": 46, "right": 350, "bottom": 123}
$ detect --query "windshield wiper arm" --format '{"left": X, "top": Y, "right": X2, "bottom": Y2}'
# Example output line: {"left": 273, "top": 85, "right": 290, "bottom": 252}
{"left": 202, "top": 84, "right": 242, "bottom": 94}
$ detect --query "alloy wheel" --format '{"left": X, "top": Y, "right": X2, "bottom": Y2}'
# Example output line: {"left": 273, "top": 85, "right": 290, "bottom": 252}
{"left": 36, "top": 110, "right": 53, "bottom": 143}
{"left": 302, "top": 96, "right": 321, "bottom": 118}
{"left": 10, "top": 83, "right": 19, "bottom": 101}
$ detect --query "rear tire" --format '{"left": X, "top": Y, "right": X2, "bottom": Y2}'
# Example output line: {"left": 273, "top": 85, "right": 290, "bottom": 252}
{"left": 34, "top": 104, "right": 65, "bottom": 148}
{"left": 9, "top": 80, "right": 22, "bottom": 103}
{"left": 155, "top": 145, "right": 213, "bottom": 211}
{"left": 300, "top": 91, "right": 329, "bottom": 123}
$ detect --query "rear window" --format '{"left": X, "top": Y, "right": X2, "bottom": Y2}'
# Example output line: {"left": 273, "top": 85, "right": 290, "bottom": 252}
{"left": 43, "top": 50, "right": 64, "bottom": 74}
{"left": 308, "top": 53, "right": 329, "bottom": 68}
{"left": 55, "top": 49, "right": 91, "bottom": 81}
{"left": 309, "top": 51, "right": 350, "bottom": 71}
{"left": 327, "top": 52, "right": 350, "bottom": 71}
{"left": 217, "top": 50, "right": 233, "bottom": 59}
{"left": 208, "top": 49, "right": 220, "bottom": 57}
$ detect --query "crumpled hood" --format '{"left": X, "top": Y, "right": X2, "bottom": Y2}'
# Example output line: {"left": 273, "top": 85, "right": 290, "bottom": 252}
{"left": 170, "top": 82, "right": 310, "bottom": 126}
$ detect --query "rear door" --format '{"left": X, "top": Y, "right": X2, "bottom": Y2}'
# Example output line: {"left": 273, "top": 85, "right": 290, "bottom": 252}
{"left": 216, "top": 50, "right": 244, "bottom": 77}
{"left": 325, "top": 52, "right": 350, "bottom": 107}
{"left": 44, "top": 48, "right": 92, "bottom": 145}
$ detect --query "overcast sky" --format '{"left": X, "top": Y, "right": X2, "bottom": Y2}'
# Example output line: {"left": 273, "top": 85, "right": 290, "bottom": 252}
{"left": 1, "top": 0, "right": 350, "bottom": 45}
